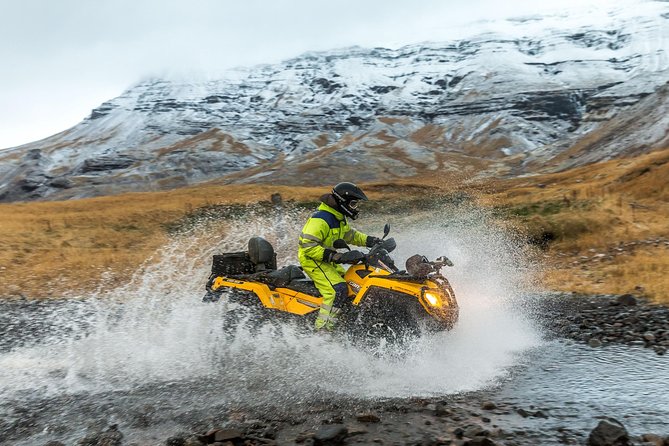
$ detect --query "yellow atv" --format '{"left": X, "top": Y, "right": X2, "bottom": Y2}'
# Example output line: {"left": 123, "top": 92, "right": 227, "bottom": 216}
{"left": 203, "top": 225, "right": 458, "bottom": 342}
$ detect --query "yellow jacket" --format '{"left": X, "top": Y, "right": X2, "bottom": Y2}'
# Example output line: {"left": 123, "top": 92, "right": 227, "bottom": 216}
{"left": 298, "top": 202, "right": 368, "bottom": 265}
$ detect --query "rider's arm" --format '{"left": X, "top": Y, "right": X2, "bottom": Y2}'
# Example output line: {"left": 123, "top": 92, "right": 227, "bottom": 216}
{"left": 345, "top": 228, "right": 368, "bottom": 247}
{"left": 299, "top": 218, "right": 328, "bottom": 261}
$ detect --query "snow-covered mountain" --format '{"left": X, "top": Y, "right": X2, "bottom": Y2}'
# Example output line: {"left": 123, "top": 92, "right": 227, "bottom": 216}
{"left": 2, "top": 1, "right": 669, "bottom": 201}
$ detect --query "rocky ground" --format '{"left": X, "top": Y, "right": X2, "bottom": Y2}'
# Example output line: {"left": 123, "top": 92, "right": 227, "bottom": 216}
{"left": 34, "top": 294, "right": 669, "bottom": 446}
{"left": 539, "top": 293, "right": 669, "bottom": 356}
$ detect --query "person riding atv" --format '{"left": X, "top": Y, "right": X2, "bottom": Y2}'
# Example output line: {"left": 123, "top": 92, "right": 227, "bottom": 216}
{"left": 298, "top": 182, "right": 381, "bottom": 331}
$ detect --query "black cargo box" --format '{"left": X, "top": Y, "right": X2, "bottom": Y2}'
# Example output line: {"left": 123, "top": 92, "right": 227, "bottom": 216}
{"left": 210, "top": 251, "right": 277, "bottom": 277}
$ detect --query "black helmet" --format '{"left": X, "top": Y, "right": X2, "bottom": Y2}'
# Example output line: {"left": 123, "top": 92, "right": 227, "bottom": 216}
{"left": 332, "top": 182, "right": 368, "bottom": 220}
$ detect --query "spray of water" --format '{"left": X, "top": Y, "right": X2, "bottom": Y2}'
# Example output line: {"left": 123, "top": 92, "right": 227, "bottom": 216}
{"left": 0, "top": 203, "right": 543, "bottom": 415}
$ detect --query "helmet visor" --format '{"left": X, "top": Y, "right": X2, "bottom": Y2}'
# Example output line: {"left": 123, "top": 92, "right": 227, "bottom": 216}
{"left": 348, "top": 199, "right": 360, "bottom": 209}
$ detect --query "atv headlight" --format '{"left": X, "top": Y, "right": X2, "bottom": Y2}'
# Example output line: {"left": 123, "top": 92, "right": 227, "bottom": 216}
{"left": 423, "top": 290, "right": 441, "bottom": 307}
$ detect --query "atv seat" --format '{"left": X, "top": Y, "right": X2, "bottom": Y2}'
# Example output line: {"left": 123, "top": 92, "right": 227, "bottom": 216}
{"left": 284, "top": 279, "right": 321, "bottom": 297}
{"left": 246, "top": 265, "right": 304, "bottom": 287}
{"left": 246, "top": 265, "right": 322, "bottom": 297}
{"left": 266, "top": 265, "right": 305, "bottom": 286}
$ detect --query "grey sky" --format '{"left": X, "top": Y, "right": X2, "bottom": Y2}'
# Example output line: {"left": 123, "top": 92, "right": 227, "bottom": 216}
{"left": 0, "top": 0, "right": 620, "bottom": 149}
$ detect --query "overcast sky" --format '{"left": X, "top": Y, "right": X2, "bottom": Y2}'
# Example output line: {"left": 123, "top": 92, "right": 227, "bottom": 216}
{"left": 0, "top": 0, "right": 630, "bottom": 149}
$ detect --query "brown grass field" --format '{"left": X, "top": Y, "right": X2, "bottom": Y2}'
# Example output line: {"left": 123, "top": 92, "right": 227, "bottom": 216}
{"left": 1, "top": 148, "right": 667, "bottom": 302}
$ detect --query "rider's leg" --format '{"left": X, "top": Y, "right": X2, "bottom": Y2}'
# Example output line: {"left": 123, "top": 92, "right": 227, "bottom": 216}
{"left": 302, "top": 262, "right": 346, "bottom": 331}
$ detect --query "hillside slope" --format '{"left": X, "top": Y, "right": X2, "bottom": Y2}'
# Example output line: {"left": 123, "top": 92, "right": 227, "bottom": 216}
{"left": 1, "top": 1, "right": 668, "bottom": 201}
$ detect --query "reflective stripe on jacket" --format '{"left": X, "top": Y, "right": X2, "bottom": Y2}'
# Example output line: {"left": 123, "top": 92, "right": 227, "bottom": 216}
{"left": 298, "top": 203, "right": 368, "bottom": 264}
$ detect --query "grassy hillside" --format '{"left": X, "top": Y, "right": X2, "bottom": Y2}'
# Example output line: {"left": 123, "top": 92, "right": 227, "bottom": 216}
{"left": 1, "top": 149, "right": 667, "bottom": 302}
{"left": 479, "top": 147, "right": 669, "bottom": 301}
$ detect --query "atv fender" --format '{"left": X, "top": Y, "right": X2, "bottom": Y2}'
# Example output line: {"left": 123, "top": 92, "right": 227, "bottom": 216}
{"left": 211, "top": 277, "right": 276, "bottom": 308}
{"left": 210, "top": 276, "right": 324, "bottom": 315}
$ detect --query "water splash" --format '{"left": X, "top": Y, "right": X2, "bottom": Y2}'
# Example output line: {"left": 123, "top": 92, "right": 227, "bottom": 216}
{"left": 0, "top": 203, "right": 542, "bottom": 411}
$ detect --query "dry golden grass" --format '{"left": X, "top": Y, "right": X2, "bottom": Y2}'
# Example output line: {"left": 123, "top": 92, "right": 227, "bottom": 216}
{"left": 0, "top": 183, "right": 432, "bottom": 298}
{"left": 1, "top": 148, "right": 667, "bottom": 302}
{"left": 479, "top": 147, "right": 669, "bottom": 302}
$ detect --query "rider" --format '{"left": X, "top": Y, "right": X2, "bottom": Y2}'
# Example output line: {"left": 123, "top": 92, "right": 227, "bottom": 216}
{"left": 298, "top": 182, "right": 381, "bottom": 331}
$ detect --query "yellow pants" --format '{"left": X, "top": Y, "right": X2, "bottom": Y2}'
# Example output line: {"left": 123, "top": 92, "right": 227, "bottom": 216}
{"left": 300, "top": 260, "right": 348, "bottom": 330}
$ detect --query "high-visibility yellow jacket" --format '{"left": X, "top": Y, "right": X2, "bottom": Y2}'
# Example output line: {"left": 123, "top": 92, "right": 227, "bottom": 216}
{"left": 298, "top": 202, "right": 368, "bottom": 265}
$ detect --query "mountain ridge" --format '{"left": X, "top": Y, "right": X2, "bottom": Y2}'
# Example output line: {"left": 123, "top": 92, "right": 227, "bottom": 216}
{"left": 1, "top": 0, "right": 668, "bottom": 201}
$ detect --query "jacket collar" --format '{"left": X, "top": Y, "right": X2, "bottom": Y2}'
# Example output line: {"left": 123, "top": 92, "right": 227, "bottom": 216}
{"left": 318, "top": 202, "right": 345, "bottom": 222}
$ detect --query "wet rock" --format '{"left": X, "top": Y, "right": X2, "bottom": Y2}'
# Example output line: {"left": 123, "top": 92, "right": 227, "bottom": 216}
{"left": 463, "top": 424, "right": 489, "bottom": 438}
{"left": 356, "top": 413, "right": 381, "bottom": 423}
{"left": 481, "top": 401, "right": 497, "bottom": 410}
{"left": 588, "top": 418, "right": 629, "bottom": 446}
{"left": 166, "top": 435, "right": 186, "bottom": 446}
{"left": 589, "top": 339, "right": 603, "bottom": 348}
{"left": 313, "top": 424, "right": 348, "bottom": 445}
{"left": 640, "top": 433, "right": 665, "bottom": 446}
{"left": 435, "top": 404, "right": 452, "bottom": 417}
{"left": 44, "top": 442, "right": 66, "bottom": 446}
{"left": 643, "top": 333, "right": 656, "bottom": 342}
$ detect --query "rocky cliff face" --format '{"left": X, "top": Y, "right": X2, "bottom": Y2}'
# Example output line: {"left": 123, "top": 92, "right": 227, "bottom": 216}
{"left": 1, "top": 1, "right": 669, "bottom": 201}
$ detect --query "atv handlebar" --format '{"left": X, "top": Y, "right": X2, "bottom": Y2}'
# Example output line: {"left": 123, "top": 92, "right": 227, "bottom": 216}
{"left": 332, "top": 235, "right": 453, "bottom": 274}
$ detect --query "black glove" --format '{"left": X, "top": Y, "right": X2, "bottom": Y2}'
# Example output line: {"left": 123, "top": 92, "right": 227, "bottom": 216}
{"left": 323, "top": 249, "right": 366, "bottom": 264}
{"left": 322, "top": 249, "right": 337, "bottom": 263}
{"left": 333, "top": 250, "right": 365, "bottom": 264}
{"left": 365, "top": 236, "right": 382, "bottom": 247}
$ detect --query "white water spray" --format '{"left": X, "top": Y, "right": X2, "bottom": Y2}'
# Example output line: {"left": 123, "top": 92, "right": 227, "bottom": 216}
{"left": 0, "top": 204, "right": 543, "bottom": 407}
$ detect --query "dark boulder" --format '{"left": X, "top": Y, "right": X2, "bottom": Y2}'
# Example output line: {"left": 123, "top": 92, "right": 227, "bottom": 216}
{"left": 588, "top": 418, "right": 629, "bottom": 446}
{"left": 313, "top": 424, "right": 348, "bottom": 445}
{"left": 616, "top": 294, "right": 637, "bottom": 306}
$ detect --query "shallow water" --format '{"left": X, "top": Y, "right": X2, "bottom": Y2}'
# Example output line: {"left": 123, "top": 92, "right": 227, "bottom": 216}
{"left": 496, "top": 341, "right": 669, "bottom": 436}
{"left": 1, "top": 296, "right": 667, "bottom": 445}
